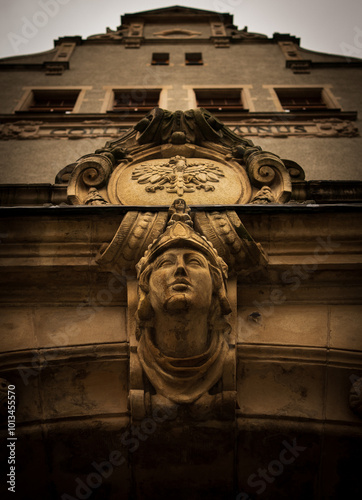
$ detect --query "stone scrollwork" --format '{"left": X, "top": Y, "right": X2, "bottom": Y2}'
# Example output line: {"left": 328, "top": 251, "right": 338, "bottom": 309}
{"left": 245, "top": 150, "right": 292, "bottom": 204}
{"left": 283, "top": 159, "right": 306, "bottom": 182}
{"left": 63, "top": 108, "right": 304, "bottom": 206}
{"left": 67, "top": 153, "right": 114, "bottom": 205}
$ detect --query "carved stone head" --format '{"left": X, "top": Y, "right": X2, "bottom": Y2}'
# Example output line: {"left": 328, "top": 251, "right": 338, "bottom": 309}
{"left": 135, "top": 220, "right": 233, "bottom": 403}
{"left": 136, "top": 220, "right": 231, "bottom": 328}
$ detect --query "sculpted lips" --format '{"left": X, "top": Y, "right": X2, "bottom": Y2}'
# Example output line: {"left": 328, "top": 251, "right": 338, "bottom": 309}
{"left": 170, "top": 278, "right": 191, "bottom": 291}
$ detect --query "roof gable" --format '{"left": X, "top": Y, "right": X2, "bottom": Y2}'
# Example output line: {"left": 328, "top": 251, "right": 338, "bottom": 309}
{"left": 121, "top": 5, "right": 233, "bottom": 24}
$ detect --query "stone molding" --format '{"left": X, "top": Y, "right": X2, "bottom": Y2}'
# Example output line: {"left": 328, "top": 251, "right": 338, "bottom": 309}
{"left": 1, "top": 117, "right": 358, "bottom": 140}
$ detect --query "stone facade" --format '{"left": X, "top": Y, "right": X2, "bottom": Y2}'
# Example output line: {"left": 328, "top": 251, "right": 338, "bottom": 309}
{"left": 0, "top": 6, "right": 361, "bottom": 500}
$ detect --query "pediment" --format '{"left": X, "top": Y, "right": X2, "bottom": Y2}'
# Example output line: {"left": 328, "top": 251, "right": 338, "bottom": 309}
{"left": 121, "top": 5, "right": 234, "bottom": 24}
{"left": 61, "top": 107, "right": 304, "bottom": 209}
{"left": 127, "top": 5, "right": 225, "bottom": 17}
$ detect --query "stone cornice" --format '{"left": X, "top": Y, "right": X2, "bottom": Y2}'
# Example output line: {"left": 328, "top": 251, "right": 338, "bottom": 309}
{"left": 1, "top": 111, "right": 358, "bottom": 123}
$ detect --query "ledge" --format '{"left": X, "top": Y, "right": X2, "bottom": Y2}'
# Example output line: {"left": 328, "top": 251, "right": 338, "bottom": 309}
{"left": 1, "top": 180, "right": 362, "bottom": 207}
{"left": 1, "top": 202, "right": 362, "bottom": 216}
{"left": 0, "top": 110, "right": 358, "bottom": 122}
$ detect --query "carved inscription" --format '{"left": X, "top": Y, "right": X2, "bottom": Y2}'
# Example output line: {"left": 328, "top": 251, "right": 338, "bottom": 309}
{"left": 0, "top": 119, "right": 358, "bottom": 140}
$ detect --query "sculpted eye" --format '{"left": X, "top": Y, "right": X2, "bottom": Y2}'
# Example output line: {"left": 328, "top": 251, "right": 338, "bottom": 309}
{"left": 187, "top": 256, "right": 205, "bottom": 267}
{"left": 155, "top": 258, "right": 174, "bottom": 269}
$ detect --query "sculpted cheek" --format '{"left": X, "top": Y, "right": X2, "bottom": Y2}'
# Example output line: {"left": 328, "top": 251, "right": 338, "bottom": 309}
{"left": 149, "top": 272, "right": 169, "bottom": 309}
{"left": 150, "top": 271, "right": 168, "bottom": 290}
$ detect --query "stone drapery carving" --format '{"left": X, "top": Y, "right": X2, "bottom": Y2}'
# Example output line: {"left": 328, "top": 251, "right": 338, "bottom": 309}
{"left": 64, "top": 108, "right": 304, "bottom": 206}
{"left": 96, "top": 206, "right": 267, "bottom": 276}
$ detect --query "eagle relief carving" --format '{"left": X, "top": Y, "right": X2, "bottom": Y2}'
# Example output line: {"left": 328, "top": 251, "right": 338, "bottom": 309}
{"left": 131, "top": 155, "right": 225, "bottom": 197}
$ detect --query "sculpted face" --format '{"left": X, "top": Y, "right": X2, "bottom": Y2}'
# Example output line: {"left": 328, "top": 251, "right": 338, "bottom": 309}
{"left": 148, "top": 248, "right": 213, "bottom": 314}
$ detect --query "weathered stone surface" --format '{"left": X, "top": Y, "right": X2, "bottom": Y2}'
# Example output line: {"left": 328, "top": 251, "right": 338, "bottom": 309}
{"left": 236, "top": 355, "right": 326, "bottom": 420}
{"left": 329, "top": 305, "right": 362, "bottom": 351}
{"left": 33, "top": 306, "right": 127, "bottom": 347}
{"left": 237, "top": 305, "right": 329, "bottom": 347}
{"left": 0, "top": 307, "right": 37, "bottom": 351}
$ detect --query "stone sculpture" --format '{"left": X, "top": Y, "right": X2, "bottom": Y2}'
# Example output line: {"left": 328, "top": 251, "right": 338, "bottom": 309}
{"left": 135, "top": 214, "right": 232, "bottom": 405}
{"left": 65, "top": 108, "right": 305, "bottom": 206}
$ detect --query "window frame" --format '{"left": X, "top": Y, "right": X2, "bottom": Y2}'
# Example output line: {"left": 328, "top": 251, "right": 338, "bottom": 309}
{"left": 14, "top": 87, "right": 89, "bottom": 114}
{"left": 151, "top": 53, "right": 170, "bottom": 65}
{"left": 264, "top": 85, "right": 341, "bottom": 113}
{"left": 185, "top": 53, "right": 203, "bottom": 66}
{"left": 191, "top": 86, "right": 254, "bottom": 113}
{"left": 101, "top": 87, "right": 167, "bottom": 114}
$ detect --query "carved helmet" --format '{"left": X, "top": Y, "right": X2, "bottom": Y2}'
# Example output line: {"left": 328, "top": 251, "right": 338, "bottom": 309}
{"left": 136, "top": 221, "right": 231, "bottom": 316}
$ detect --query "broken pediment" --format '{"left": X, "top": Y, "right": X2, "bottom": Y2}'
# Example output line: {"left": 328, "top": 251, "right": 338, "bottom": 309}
{"left": 63, "top": 107, "right": 305, "bottom": 208}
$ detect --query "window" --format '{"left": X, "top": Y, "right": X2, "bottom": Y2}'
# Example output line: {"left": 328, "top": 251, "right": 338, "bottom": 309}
{"left": 152, "top": 53, "right": 169, "bottom": 65}
{"left": 29, "top": 90, "right": 79, "bottom": 112}
{"left": 210, "top": 22, "right": 226, "bottom": 36}
{"left": 185, "top": 53, "right": 203, "bottom": 65}
{"left": 273, "top": 87, "right": 341, "bottom": 112}
{"left": 194, "top": 89, "right": 246, "bottom": 112}
{"left": 111, "top": 89, "right": 160, "bottom": 113}
{"left": 16, "top": 89, "right": 81, "bottom": 113}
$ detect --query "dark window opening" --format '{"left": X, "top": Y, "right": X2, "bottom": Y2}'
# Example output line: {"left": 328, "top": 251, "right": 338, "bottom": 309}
{"left": 185, "top": 53, "right": 203, "bottom": 65}
{"left": 195, "top": 89, "right": 244, "bottom": 111}
{"left": 152, "top": 53, "right": 169, "bottom": 65}
{"left": 112, "top": 89, "right": 160, "bottom": 112}
{"left": 275, "top": 88, "right": 330, "bottom": 111}
{"left": 27, "top": 89, "right": 79, "bottom": 112}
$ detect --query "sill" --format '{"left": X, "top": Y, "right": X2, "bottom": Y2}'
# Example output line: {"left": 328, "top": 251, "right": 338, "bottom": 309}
{"left": 282, "top": 108, "right": 341, "bottom": 113}
{"left": 15, "top": 110, "right": 74, "bottom": 114}
{"left": 198, "top": 106, "right": 248, "bottom": 112}
{"left": 107, "top": 107, "right": 157, "bottom": 113}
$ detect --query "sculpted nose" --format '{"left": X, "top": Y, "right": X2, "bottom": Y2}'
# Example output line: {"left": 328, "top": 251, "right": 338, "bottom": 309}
{"left": 174, "top": 257, "right": 187, "bottom": 276}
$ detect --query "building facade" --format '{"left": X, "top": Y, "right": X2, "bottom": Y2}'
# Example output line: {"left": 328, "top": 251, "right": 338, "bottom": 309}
{"left": 0, "top": 6, "right": 361, "bottom": 500}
